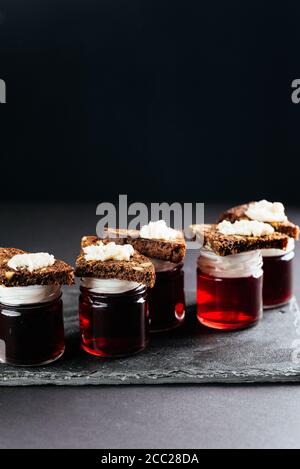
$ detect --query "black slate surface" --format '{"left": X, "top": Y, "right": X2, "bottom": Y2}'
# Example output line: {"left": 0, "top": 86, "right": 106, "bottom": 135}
{"left": 1, "top": 287, "right": 300, "bottom": 386}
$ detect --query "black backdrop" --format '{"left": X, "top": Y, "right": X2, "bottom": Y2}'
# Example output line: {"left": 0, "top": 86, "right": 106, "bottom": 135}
{"left": 0, "top": 0, "right": 299, "bottom": 203}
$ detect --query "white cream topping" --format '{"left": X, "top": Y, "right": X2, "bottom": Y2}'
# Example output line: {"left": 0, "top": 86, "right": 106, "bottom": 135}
{"left": 261, "top": 238, "right": 295, "bottom": 258}
{"left": 81, "top": 278, "right": 141, "bottom": 294}
{"left": 140, "top": 220, "right": 179, "bottom": 240}
{"left": 218, "top": 220, "right": 274, "bottom": 237}
{"left": 83, "top": 242, "right": 134, "bottom": 262}
{"left": 0, "top": 285, "right": 61, "bottom": 306}
{"left": 245, "top": 200, "right": 287, "bottom": 223}
{"left": 7, "top": 253, "right": 55, "bottom": 272}
{"left": 198, "top": 248, "right": 263, "bottom": 279}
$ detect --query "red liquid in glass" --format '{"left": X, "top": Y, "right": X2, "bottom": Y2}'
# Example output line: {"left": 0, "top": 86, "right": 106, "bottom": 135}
{"left": 263, "top": 251, "right": 294, "bottom": 308}
{"left": 79, "top": 285, "right": 149, "bottom": 357}
{"left": 148, "top": 262, "right": 185, "bottom": 332}
{"left": 197, "top": 269, "right": 263, "bottom": 330}
{"left": 0, "top": 297, "right": 64, "bottom": 366}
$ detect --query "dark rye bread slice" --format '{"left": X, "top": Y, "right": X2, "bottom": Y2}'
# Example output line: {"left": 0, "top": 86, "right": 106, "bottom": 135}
{"left": 218, "top": 203, "right": 299, "bottom": 240}
{"left": 0, "top": 248, "right": 74, "bottom": 287}
{"left": 75, "top": 238, "right": 155, "bottom": 288}
{"left": 90, "top": 227, "right": 186, "bottom": 263}
{"left": 189, "top": 224, "right": 289, "bottom": 257}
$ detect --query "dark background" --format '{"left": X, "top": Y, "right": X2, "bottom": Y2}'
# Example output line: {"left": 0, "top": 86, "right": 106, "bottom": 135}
{"left": 0, "top": 0, "right": 299, "bottom": 204}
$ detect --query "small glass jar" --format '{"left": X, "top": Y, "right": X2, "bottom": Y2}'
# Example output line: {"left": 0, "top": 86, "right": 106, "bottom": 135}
{"left": 262, "top": 239, "right": 295, "bottom": 309}
{"left": 197, "top": 248, "right": 263, "bottom": 330}
{"left": 79, "top": 280, "right": 149, "bottom": 357}
{"left": 0, "top": 286, "right": 64, "bottom": 366}
{"left": 147, "top": 260, "right": 185, "bottom": 332}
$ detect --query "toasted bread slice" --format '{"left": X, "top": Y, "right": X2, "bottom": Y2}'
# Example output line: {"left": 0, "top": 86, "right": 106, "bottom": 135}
{"left": 76, "top": 237, "right": 155, "bottom": 288}
{"left": 0, "top": 248, "right": 74, "bottom": 287}
{"left": 89, "top": 227, "right": 186, "bottom": 263}
{"left": 218, "top": 203, "right": 299, "bottom": 239}
{"left": 189, "top": 224, "right": 289, "bottom": 256}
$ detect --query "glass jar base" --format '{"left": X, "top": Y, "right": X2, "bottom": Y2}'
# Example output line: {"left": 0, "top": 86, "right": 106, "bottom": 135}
{"left": 263, "top": 297, "right": 293, "bottom": 310}
{"left": 197, "top": 312, "right": 260, "bottom": 331}
{"left": 150, "top": 317, "right": 185, "bottom": 333}
{"left": 0, "top": 347, "right": 65, "bottom": 367}
{"left": 81, "top": 341, "right": 148, "bottom": 358}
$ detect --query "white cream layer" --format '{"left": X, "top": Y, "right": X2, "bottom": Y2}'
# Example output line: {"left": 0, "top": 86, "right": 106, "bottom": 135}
{"left": 245, "top": 200, "right": 287, "bottom": 223}
{"left": 81, "top": 278, "right": 141, "bottom": 294}
{"left": 198, "top": 248, "right": 263, "bottom": 279}
{"left": 140, "top": 220, "right": 179, "bottom": 240}
{"left": 83, "top": 242, "right": 134, "bottom": 262}
{"left": 218, "top": 220, "right": 274, "bottom": 237}
{"left": 7, "top": 252, "right": 55, "bottom": 272}
{"left": 0, "top": 285, "right": 61, "bottom": 306}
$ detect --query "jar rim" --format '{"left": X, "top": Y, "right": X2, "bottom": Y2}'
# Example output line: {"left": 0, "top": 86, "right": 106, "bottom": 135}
{"left": 150, "top": 259, "right": 184, "bottom": 273}
{"left": 261, "top": 238, "right": 295, "bottom": 258}
{"left": 80, "top": 283, "right": 147, "bottom": 298}
{"left": 0, "top": 293, "right": 62, "bottom": 309}
{"left": 199, "top": 247, "right": 261, "bottom": 261}
{"left": 0, "top": 285, "right": 62, "bottom": 307}
{"left": 198, "top": 247, "right": 263, "bottom": 279}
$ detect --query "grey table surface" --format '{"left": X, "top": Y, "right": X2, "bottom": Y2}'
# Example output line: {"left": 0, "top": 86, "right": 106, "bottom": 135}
{"left": 1, "top": 202, "right": 300, "bottom": 449}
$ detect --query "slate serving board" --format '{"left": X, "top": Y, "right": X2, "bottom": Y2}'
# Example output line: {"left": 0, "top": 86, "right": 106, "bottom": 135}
{"left": 1, "top": 287, "right": 300, "bottom": 386}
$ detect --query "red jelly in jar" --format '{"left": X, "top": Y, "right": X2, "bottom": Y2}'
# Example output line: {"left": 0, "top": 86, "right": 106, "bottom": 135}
{"left": 147, "top": 260, "right": 185, "bottom": 332}
{"left": 262, "top": 239, "right": 295, "bottom": 309}
{"left": 79, "top": 279, "right": 149, "bottom": 357}
{"left": 0, "top": 285, "right": 64, "bottom": 366}
{"left": 197, "top": 249, "right": 263, "bottom": 330}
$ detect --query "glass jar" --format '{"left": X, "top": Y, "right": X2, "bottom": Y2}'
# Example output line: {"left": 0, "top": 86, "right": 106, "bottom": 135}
{"left": 0, "top": 286, "right": 64, "bottom": 366}
{"left": 197, "top": 248, "right": 263, "bottom": 330}
{"left": 147, "top": 260, "right": 185, "bottom": 332}
{"left": 262, "top": 239, "right": 295, "bottom": 309}
{"left": 79, "top": 280, "right": 149, "bottom": 357}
